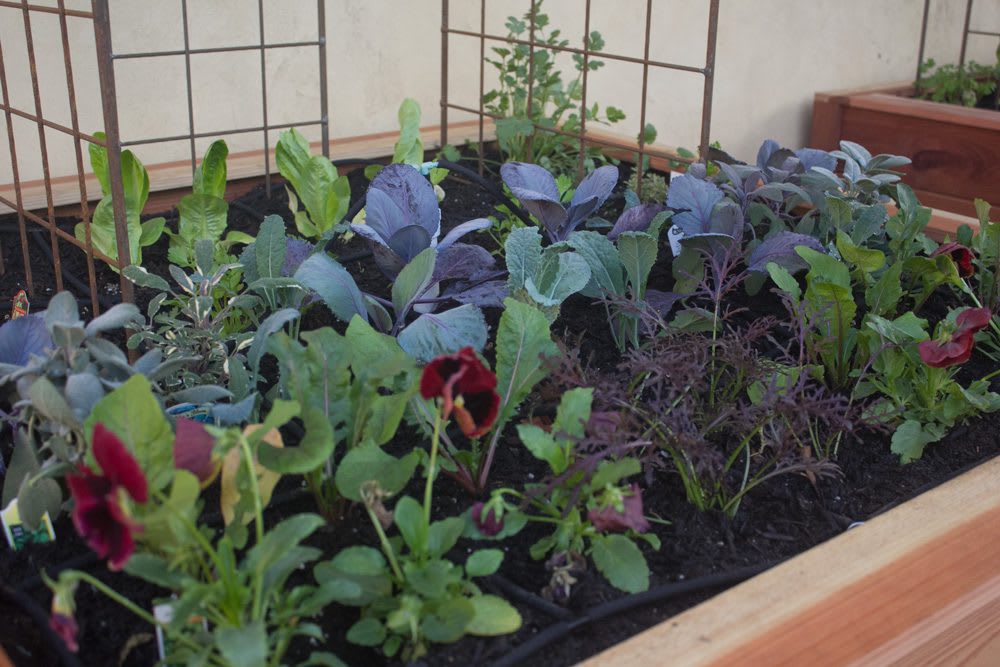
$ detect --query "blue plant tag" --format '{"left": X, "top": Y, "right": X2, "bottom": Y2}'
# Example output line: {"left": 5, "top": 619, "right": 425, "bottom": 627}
{"left": 166, "top": 403, "right": 213, "bottom": 424}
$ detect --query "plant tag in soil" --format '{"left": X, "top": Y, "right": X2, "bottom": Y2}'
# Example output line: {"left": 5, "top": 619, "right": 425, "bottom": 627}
{"left": 154, "top": 601, "right": 209, "bottom": 659}
{"left": 1, "top": 498, "right": 55, "bottom": 550}
{"left": 667, "top": 225, "right": 685, "bottom": 256}
{"left": 10, "top": 289, "right": 29, "bottom": 319}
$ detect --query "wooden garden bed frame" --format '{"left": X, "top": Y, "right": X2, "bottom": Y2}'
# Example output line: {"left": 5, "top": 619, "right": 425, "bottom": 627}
{"left": 583, "top": 453, "right": 1000, "bottom": 666}
{"left": 811, "top": 81, "right": 1000, "bottom": 219}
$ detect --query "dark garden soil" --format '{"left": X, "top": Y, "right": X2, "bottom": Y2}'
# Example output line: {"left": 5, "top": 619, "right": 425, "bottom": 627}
{"left": 2, "top": 154, "right": 1000, "bottom": 667}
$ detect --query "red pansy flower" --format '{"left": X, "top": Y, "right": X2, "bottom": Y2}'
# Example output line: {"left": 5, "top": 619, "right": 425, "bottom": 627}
{"left": 420, "top": 347, "right": 500, "bottom": 438}
{"left": 67, "top": 424, "right": 148, "bottom": 570}
{"left": 931, "top": 242, "right": 975, "bottom": 278}
{"left": 587, "top": 484, "right": 651, "bottom": 534}
{"left": 918, "top": 307, "right": 992, "bottom": 368}
{"left": 471, "top": 501, "right": 503, "bottom": 537}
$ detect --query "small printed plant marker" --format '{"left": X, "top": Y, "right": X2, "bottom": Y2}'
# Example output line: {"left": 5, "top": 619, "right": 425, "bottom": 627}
{"left": 166, "top": 403, "right": 213, "bottom": 424}
{"left": 667, "top": 225, "right": 685, "bottom": 256}
{"left": 1, "top": 498, "right": 56, "bottom": 551}
{"left": 154, "top": 601, "right": 208, "bottom": 659}
{"left": 10, "top": 289, "right": 28, "bottom": 319}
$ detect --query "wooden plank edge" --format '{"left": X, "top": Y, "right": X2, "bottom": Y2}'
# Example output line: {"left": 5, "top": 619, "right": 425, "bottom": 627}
{"left": 845, "top": 93, "right": 1000, "bottom": 132}
{"left": 581, "top": 454, "right": 1000, "bottom": 667}
{"left": 0, "top": 119, "right": 494, "bottom": 216}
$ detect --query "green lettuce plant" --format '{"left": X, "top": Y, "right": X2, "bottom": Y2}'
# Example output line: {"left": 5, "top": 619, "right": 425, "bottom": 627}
{"left": 275, "top": 127, "right": 351, "bottom": 239}
{"left": 77, "top": 131, "right": 165, "bottom": 269}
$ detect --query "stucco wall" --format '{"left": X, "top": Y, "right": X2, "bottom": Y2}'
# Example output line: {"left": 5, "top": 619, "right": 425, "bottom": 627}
{"left": 1, "top": 0, "right": 999, "bottom": 187}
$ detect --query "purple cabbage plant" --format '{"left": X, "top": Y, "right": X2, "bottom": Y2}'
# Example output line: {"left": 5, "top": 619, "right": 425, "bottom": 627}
{"left": 351, "top": 164, "right": 492, "bottom": 279}
{"left": 500, "top": 162, "right": 619, "bottom": 243}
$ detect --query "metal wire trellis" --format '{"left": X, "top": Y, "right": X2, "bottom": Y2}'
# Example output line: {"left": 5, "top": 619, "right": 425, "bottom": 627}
{"left": 439, "top": 0, "right": 721, "bottom": 186}
{"left": 0, "top": 0, "right": 328, "bottom": 311}
{"left": 916, "top": 0, "right": 1000, "bottom": 85}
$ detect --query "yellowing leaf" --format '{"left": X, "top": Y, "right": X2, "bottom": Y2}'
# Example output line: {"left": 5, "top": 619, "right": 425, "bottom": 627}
{"left": 220, "top": 425, "right": 283, "bottom": 526}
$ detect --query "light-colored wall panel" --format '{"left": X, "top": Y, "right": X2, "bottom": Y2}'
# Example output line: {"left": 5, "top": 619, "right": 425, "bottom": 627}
{"left": 1, "top": 1, "right": 998, "bottom": 188}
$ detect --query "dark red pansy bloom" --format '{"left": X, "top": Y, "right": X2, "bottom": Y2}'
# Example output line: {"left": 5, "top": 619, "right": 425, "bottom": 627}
{"left": 49, "top": 612, "right": 79, "bottom": 653}
{"left": 588, "top": 484, "right": 651, "bottom": 534}
{"left": 931, "top": 242, "right": 975, "bottom": 278}
{"left": 420, "top": 347, "right": 500, "bottom": 438}
{"left": 918, "top": 307, "right": 992, "bottom": 368}
{"left": 67, "top": 424, "right": 148, "bottom": 570}
{"left": 471, "top": 501, "right": 503, "bottom": 537}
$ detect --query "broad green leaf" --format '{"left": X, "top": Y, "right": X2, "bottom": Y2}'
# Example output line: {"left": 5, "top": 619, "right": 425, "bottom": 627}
{"left": 335, "top": 445, "right": 418, "bottom": 502}
{"left": 123, "top": 265, "right": 170, "bottom": 291}
{"left": 524, "top": 251, "right": 590, "bottom": 307}
{"left": 345, "top": 316, "right": 410, "bottom": 376}
{"left": 89, "top": 130, "right": 110, "bottom": 196}
{"left": 420, "top": 597, "right": 475, "bottom": 643}
{"left": 255, "top": 215, "right": 287, "bottom": 279}
{"left": 865, "top": 261, "right": 903, "bottom": 316}
{"left": 393, "top": 495, "right": 426, "bottom": 555}
{"left": 836, "top": 229, "right": 885, "bottom": 274}
{"left": 766, "top": 262, "right": 801, "bottom": 302}
{"left": 590, "top": 534, "right": 649, "bottom": 593}
{"left": 315, "top": 546, "right": 391, "bottom": 606}
{"left": 494, "top": 299, "right": 558, "bottom": 432}
{"left": 85, "top": 375, "right": 173, "bottom": 491}
{"left": 505, "top": 226, "right": 543, "bottom": 290}
{"left": 392, "top": 98, "right": 423, "bottom": 166}
{"left": 617, "top": 232, "right": 657, "bottom": 297}
{"left": 392, "top": 247, "right": 437, "bottom": 315}
{"left": 427, "top": 516, "right": 465, "bottom": 558}
{"left": 467, "top": 594, "right": 522, "bottom": 636}
{"left": 397, "top": 304, "right": 488, "bottom": 363}
{"left": 516, "top": 424, "right": 564, "bottom": 472}
{"left": 215, "top": 621, "right": 267, "bottom": 667}
{"left": 568, "top": 230, "right": 625, "bottom": 296}
{"left": 178, "top": 193, "right": 228, "bottom": 244}
{"left": 346, "top": 618, "right": 386, "bottom": 647}
{"left": 295, "top": 253, "right": 368, "bottom": 324}
{"left": 192, "top": 139, "right": 228, "bottom": 198}
{"left": 890, "top": 419, "right": 944, "bottom": 464}
{"left": 465, "top": 549, "right": 504, "bottom": 577}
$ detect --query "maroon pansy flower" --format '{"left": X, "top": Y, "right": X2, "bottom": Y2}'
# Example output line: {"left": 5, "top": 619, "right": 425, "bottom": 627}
{"left": 471, "top": 501, "right": 503, "bottom": 537}
{"left": 918, "top": 307, "right": 992, "bottom": 368}
{"left": 588, "top": 484, "right": 651, "bottom": 534}
{"left": 931, "top": 242, "right": 975, "bottom": 278}
{"left": 48, "top": 575, "right": 79, "bottom": 652}
{"left": 67, "top": 423, "right": 149, "bottom": 570}
{"left": 420, "top": 347, "right": 500, "bottom": 438}
{"left": 49, "top": 611, "right": 79, "bottom": 653}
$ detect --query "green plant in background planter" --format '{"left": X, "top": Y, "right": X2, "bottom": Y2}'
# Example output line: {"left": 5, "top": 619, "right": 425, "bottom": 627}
{"left": 483, "top": 0, "right": 643, "bottom": 175}
{"left": 76, "top": 131, "right": 166, "bottom": 269}
{"left": 916, "top": 43, "right": 1000, "bottom": 109}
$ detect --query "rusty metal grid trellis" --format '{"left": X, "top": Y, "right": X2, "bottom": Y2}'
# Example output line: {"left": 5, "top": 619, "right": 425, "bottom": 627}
{"left": 916, "top": 0, "right": 1000, "bottom": 84}
{"left": 0, "top": 0, "right": 328, "bottom": 311}
{"left": 439, "top": 0, "right": 721, "bottom": 188}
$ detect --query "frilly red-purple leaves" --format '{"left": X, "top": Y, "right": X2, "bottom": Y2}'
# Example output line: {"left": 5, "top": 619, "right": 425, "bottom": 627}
{"left": 587, "top": 484, "right": 651, "bottom": 534}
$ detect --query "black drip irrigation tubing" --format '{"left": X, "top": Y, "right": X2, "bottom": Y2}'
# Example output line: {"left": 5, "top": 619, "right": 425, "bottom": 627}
{"left": 488, "top": 562, "right": 777, "bottom": 667}
{"left": 1, "top": 585, "right": 83, "bottom": 667}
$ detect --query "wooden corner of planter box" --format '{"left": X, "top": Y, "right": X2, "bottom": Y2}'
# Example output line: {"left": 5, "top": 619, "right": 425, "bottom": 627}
{"left": 582, "top": 454, "right": 1000, "bottom": 667}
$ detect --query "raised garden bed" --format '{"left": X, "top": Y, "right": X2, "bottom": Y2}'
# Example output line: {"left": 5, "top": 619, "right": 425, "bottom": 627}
{"left": 811, "top": 81, "right": 1000, "bottom": 218}
{"left": 2, "top": 132, "right": 1000, "bottom": 667}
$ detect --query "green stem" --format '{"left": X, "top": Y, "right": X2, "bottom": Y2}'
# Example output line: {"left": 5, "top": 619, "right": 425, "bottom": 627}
{"left": 238, "top": 434, "right": 266, "bottom": 620}
{"left": 69, "top": 572, "right": 207, "bottom": 655}
{"left": 365, "top": 502, "right": 404, "bottom": 581}
{"left": 424, "top": 410, "right": 442, "bottom": 529}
